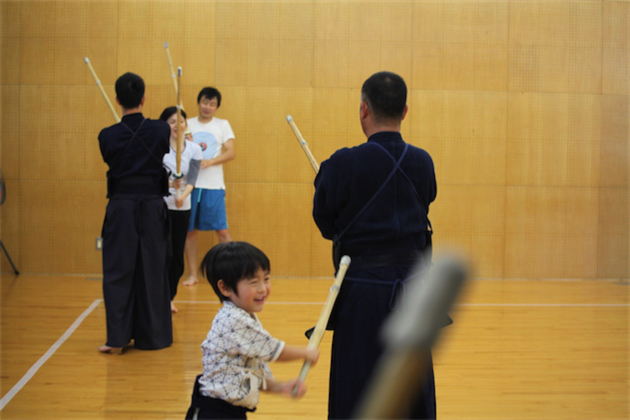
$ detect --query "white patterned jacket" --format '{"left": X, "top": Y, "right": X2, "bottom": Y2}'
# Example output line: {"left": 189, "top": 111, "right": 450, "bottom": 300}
{"left": 198, "top": 301, "right": 285, "bottom": 409}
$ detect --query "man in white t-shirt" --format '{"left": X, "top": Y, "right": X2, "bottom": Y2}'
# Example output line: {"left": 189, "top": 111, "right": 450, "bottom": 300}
{"left": 184, "top": 87, "right": 235, "bottom": 286}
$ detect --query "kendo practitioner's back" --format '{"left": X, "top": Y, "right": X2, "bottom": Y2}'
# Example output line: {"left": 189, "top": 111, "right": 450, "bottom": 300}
{"left": 97, "top": 72, "right": 173, "bottom": 354}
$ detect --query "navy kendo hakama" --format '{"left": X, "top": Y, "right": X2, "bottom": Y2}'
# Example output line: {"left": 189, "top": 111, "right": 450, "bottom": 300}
{"left": 101, "top": 195, "right": 171, "bottom": 349}
{"left": 313, "top": 131, "right": 438, "bottom": 419}
{"left": 327, "top": 260, "right": 436, "bottom": 420}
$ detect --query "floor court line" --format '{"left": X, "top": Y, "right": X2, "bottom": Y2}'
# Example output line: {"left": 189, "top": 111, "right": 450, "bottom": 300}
{"left": 0, "top": 299, "right": 103, "bottom": 411}
{"left": 2, "top": 298, "right": 626, "bottom": 411}
{"left": 456, "top": 303, "right": 629, "bottom": 307}
{"left": 176, "top": 300, "right": 325, "bottom": 305}
{"left": 176, "top": 300, "right": 630, "bottom": 307}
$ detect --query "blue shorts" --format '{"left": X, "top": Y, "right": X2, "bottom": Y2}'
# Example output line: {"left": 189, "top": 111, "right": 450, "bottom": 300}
{"left": 188, "top": 189, "right": 228, "bottom": 231}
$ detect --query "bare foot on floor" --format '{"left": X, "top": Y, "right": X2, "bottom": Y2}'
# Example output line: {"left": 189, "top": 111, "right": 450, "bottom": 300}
{"left": 98, "top": 345, "right": 124, "bottom": 355}
{"left": 183, "top": 276, "right": 198, "bottom": 286}
{"left": 171, "top": 301, "right": 179, "bottom": 313}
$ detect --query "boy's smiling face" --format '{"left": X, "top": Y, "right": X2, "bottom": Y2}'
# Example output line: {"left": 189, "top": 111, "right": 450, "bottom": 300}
{"left": 220, "top": 268, "right": 271, "bottom": 314}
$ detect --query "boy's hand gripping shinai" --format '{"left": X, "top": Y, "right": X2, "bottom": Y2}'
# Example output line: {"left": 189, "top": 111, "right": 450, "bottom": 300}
{"left": 292, "top": 255, "right": 351, "bottom": 396}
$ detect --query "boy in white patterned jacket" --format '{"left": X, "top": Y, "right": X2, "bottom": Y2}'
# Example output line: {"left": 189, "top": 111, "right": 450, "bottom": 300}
{"left": 185, "top": 241, "right": 319, "bottom": 420}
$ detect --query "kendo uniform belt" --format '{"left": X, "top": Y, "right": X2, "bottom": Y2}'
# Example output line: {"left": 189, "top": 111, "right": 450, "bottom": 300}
{"left": 341, "top": 252, "right": 419, "bottom": 311}
{"left": 108, "top": 175, "right": 164, "bottom": 196}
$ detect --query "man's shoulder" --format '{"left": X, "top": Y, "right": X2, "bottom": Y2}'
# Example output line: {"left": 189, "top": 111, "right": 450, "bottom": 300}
{"left": 186, "top": 116, "right": 203, "bottom": 130}
{"left": 323, "top": 146, "right": 351, "bottom": 167}
{"left": 211, "top": 117, "right": 233, "bottom": 135}
{"left": 329, "top": 144, "right": 358, "bottom": 158}
{"left": 98, "top": 122, "right": 121, "bottom": 139}
{"left": 142, "top": 117, "right": 168, "bottom": 127}
{"left": 324, "top": 139, "right": 433, "bottom": 169}
{"left": 187, "top": 116, "right": 229, "bottom": 124}
{"left": 327, "top": 141, "right": 376, "bottom": 161}
{"left": 187, "top": 116, "right": 228, "bottom": 132}
{"left": 212, "top": 116, "right": 229, "bottom": 124}
{"left": 405, "top": 142, "right": 433, "bottom": 160}
{"left": 141, "top": 119, "right": 170, "bottom": 139}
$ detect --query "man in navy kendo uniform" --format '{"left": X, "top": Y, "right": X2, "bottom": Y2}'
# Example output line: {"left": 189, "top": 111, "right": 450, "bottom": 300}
{"left": 98, "top": 72, "right": 173, "bottom": 353}
{"left": 313, "top": 71, "right": 438, "bottom": 419}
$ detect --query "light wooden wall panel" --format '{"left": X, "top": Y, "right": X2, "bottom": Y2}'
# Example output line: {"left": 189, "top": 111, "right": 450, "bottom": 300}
{"left": 412, "top": 2, "right": 509, "bottom": 91}
{"left": 313, "top": 87, "right": 363, "bottom": 160}
{"left": 216, "top": 38, "right": 247, "bottom": 87}
{"left": 20, "top": 1, "right": 54, "bottom": 38}
{"left": 87, "top": 1, "right": 118, "bottom": 38}
{"left": 1, "top": 1, "right": 21, "bottom": 85}
{"left": 84, "top": 84, "right": 120, "bottom": 158}
{"left": 1, "top": 86, "right": 21, "bottom": 179}
{"left": 505, "top": 187, "right": 600, "bottom": 279}
{"left": 412, "top": 90, "right": 508, "bottom": 186}
{"left": 431, "top": 185, "right": 506, "bottom": 279}
{"left": 226, "top": 87, "right": 316, "bottom": 184}
{"left": 20, "top": 36, "right": 54, "bottom": 85}
{"left": 21, "top": 85, "right": 96, "bottom": 180}
{"left": 228, "top": 182, "right": 316, "bottom": 278}
{"left": 564, "top": 188, "right": 601, "bottom": 279}
{"left": 1, "top": 0, "right": 628, "bottom": 280}
{"left": 509, "top": 1, "right": 602, "bottom": 94}
{"left": 597, "top": 187, "right": 629, "bottom": 279}
{"left": 603, "top": 2, "right": 629, "bottom": 95}
{"left": 19, "top": 180, "right": 107, "bottom": 273}
{"left": 507, "top": 93, "right": 601, "bottom": 187}
{"left": 0, "top": 179, "right": 21, "bottom": 273}
{"left": 601, "top": 95, "right": 629, "bottom": 187}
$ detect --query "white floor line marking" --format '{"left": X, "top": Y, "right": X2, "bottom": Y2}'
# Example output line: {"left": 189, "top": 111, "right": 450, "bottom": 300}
{"left": 174, "top": 300, "right": 629, "bottom": 307}
{"left": 1, "top": 297, "right": 625, "bottom": 411}
{"left": 0, "top": 299, "right": 103, "bottom": 411}
{"left": 456, "top": 303, "right": 629, "bottom": 307}
{"left": 175, "top": 300, "right": 326, "bottom": 305}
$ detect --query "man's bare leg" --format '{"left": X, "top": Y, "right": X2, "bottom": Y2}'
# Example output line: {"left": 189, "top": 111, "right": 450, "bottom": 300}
{"left": 216, "top": 229, "right": 231, "bottom": 243}
{"left": 183, "top": 229, "right": 199, "bottom": 286}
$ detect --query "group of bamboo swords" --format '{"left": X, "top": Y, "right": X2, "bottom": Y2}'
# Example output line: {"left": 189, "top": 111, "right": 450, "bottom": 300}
{"left": 84, "top": 43, "right": 184, "bottom": 178}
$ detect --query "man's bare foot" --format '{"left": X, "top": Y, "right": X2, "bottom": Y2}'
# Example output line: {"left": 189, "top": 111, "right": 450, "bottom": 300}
{"left": 171, "top": 301, "right": 179, "bottom": 313}
{"left": 98, "top": 345, "right": 123, "bottom": 355}
{"left": 183, "top": 276, "right": 198, "bottom": 286}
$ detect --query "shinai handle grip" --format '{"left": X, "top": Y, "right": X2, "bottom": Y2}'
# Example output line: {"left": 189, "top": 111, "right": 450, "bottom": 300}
{"left": 292, "top": 256, "right": 351, "bottom": 395}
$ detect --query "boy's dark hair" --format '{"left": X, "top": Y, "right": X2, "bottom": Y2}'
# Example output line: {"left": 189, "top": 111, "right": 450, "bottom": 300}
{"left": 197, "top": 87, "right": 222, "bottom": 107}
{"left": 115, "top": 72, "right": 145, "bottom": 109}
{"left": 200, "top": 242, "right": 270, "bottom": 302}
{"left": 361, "top": 71, "right": 407, "bottom": 123}
{"left": 159, "top": 106, "right": 187, "bottom": 121}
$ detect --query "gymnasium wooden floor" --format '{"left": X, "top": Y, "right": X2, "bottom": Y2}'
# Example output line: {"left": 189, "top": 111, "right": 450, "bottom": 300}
{"left": 1, "top": 272, "right": 628, "bottom": 419}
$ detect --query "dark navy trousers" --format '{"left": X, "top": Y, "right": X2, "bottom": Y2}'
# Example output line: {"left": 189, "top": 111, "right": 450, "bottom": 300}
{"left": 102, "top": 195, "right": 172, "bottom": 350}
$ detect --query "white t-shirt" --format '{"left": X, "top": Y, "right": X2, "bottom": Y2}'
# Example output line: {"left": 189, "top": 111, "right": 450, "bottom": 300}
{"left": 162, "top": 140, "right": 203, "bottom": 210}
{"left": 198, "top": 301, "right": 285, "bottom": 409}
{"left": 187, "top": 116, "right": 235, "bottom": 190}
